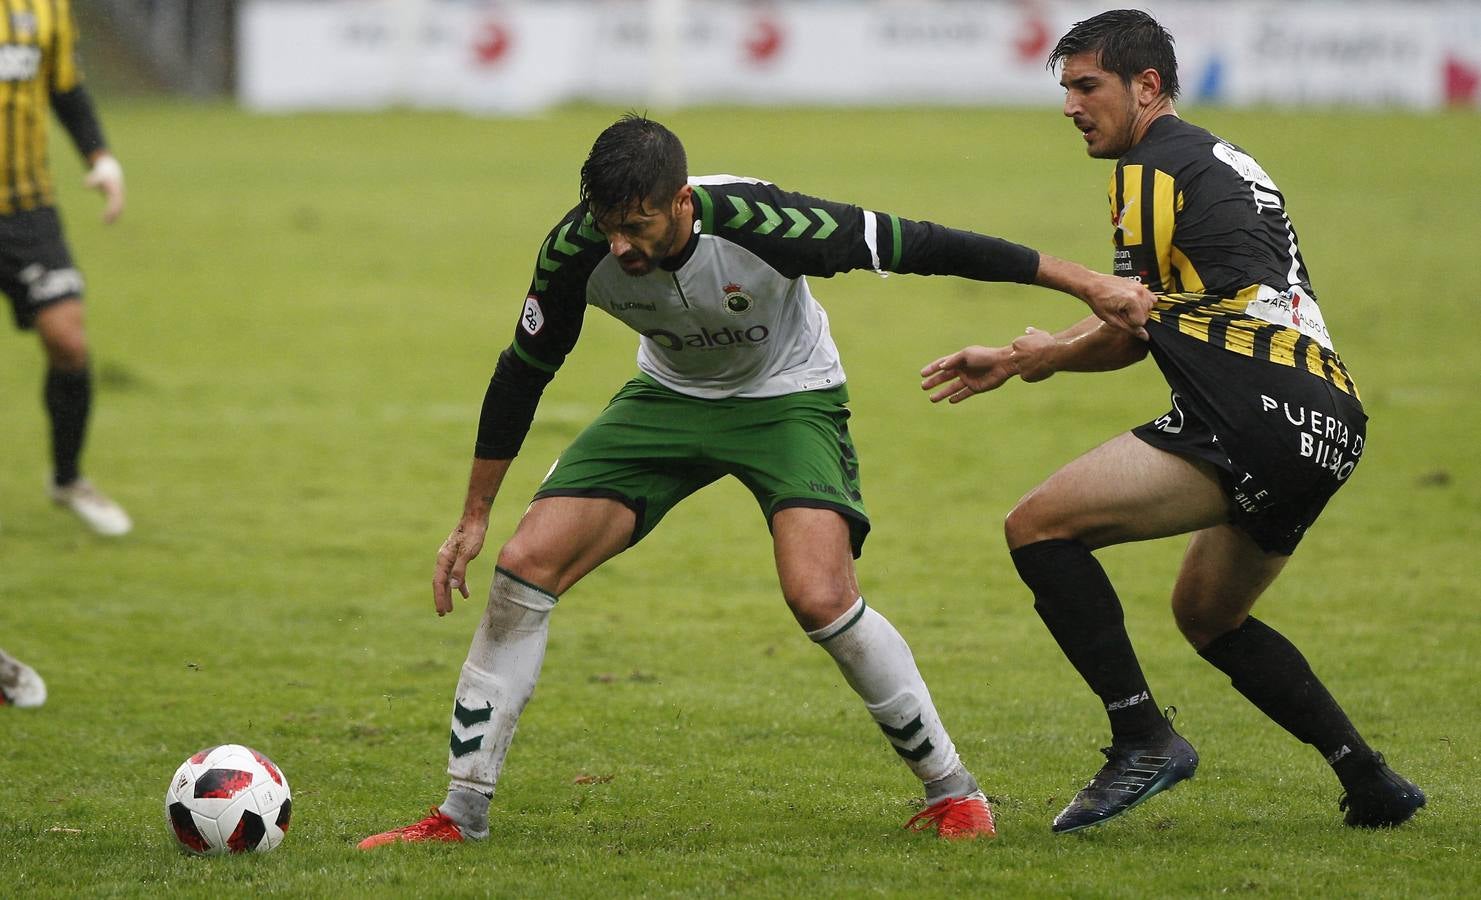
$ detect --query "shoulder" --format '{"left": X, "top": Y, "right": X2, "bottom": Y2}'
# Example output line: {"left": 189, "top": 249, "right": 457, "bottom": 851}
{"left": 530, "top": 203, "right": 607, "bottom": 291}
{"left": 690, "top": 175, "right": 852, "bottom": 240}
{"left": 1123, "top": 117, "right": 1233, "bottom": 184}
{"left": 689, "top": 175, "right": 783, "bottom": 222}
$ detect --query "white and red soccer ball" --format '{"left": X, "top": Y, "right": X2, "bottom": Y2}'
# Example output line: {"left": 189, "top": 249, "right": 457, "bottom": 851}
{"left": 165, "top": 744, "right": 292, "bottom": 854}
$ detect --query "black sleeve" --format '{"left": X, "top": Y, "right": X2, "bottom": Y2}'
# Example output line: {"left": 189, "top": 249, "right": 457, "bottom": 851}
{"left": 474, "top": 346, "right": 556, "bottom": 459}
{"left": 891, "top": 218, "right": 1040, "bottom": 284}
{"left": 694, "top": 180, "right": 1039, "bottom": 283}
{"left": 472, "top": 207, "right": 601, "bottom": 459}
{"left": 49, "top": 86, "right": 107, "bottom": 160}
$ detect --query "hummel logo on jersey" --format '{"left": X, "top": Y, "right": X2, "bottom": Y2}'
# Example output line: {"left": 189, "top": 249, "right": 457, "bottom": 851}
{"left": 1105, "top": 690, "right": 1150, "bottom": 712}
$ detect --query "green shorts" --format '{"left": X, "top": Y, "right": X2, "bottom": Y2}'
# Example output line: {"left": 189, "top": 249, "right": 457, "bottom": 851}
{"left": 534, "top": 374, "right": 870, "bottom": 556}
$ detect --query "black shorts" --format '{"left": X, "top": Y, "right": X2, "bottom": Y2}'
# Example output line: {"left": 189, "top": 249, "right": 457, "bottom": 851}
{"left": 1133, "top": 324, "right": 1367, "bottom": 555}
{"left": 0, "top": 206, "right": 85, "bottom": 330}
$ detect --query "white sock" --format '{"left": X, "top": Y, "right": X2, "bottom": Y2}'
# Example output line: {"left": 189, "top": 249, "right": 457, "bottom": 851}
{"left": 809, "top": 598, "right": 965, "bottom": 787}
{"left": 444, "top": 567, "right": 556, "bottom": 826}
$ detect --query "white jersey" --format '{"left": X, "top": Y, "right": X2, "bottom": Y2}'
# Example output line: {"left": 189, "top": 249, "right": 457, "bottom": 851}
{"left": 477, "top": 174, "right": 1040, "bottom": 456}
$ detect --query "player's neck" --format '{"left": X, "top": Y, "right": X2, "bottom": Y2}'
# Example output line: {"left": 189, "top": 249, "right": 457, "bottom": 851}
{"left": 1131, "top": 103, "right": 1178, "bottom": 147}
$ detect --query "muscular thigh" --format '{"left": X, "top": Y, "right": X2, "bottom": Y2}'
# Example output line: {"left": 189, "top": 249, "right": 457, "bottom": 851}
{"left": 772, "top": 506, "right": 859, "bottom": 630}
{"left": 497, "top": 495, "right": 637, "bottom": 596}
{"left": 1006, "top": 432, "right": 1232, "bottom": 550}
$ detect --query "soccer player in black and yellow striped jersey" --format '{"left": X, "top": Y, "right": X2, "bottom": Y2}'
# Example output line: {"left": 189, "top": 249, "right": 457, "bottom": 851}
{"left": 0, "top": 0, "right": 130, "bottom": 535}
{"left": 922, "top": 9, "right": 1424, "bottom": 833}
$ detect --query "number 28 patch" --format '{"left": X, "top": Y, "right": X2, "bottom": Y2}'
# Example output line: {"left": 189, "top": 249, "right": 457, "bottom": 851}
{"left": 521, "top": 296, "right": 545, "bottom": 335}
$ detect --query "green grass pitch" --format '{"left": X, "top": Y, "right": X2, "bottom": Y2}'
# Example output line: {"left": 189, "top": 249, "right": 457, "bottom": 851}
{"left": 1, "top": 102, "right": 1477, "bottom": 897}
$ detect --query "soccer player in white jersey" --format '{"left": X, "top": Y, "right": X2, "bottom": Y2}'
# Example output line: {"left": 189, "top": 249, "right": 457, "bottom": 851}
{"left": 359, "top": 114, "right": 1153, "bottom": 847}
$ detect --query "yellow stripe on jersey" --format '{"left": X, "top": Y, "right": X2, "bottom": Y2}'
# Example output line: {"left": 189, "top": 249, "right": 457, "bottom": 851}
{"left": 1153, "top": 169, "right": 1176, "bottom": 289}
{"left": 1, "top": 0, "right": 14, "bottom": 215}
{"left": 49, "top": 2, "right": 81, "bottom": 92}
{"left": 1168, "top": 244, "right": 1205, "bottom": 293}
{"left": 1149, "top": 292, "right": 1359, "bottom": 399}
{"left": 1117, "top": 164, "right": 1144, "bottom": 248}
{"left": 1219, "top": 317, "right": 1261, "bottom": 358}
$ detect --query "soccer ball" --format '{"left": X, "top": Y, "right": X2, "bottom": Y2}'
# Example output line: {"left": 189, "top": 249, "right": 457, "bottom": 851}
{"left": 165, "top": 744, "right": 292, "bottom": 854}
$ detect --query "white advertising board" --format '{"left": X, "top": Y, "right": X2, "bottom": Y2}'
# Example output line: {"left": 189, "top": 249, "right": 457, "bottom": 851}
{"left": 238, "top": 0, "right": 1481, "bottom": 113}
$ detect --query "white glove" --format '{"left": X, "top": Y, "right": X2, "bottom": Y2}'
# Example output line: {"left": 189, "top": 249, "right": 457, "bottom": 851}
{"left": 83, "top": 154, "right": 125, "bottom": 224}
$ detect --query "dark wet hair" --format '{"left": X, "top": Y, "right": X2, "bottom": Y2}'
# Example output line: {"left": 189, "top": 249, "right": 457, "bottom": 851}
{"left": 1047, "top": 9, "right": 1179, "bottom": 101}
{"left": 579, "top": 114, "right": 689, "bottom": 222}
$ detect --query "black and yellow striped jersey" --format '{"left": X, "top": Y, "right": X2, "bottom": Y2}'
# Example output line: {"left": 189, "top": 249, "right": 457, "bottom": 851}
{"left": 1111, "top": 115, "right": 1357, "bottom": 398}
{"left": 0, "top": 0, "right": 91, "bottom": 215}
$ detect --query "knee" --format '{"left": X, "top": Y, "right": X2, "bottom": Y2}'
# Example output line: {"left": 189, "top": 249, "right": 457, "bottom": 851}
{"left": 43, "top": 332, "right": 89, "bottom": 370}
{"left": 493, "top": 539, "right": 550, "bottom": 589}
{"left": 1171, "top": 595, "right": 1245, "bottom": 650}
{"left": 785, "top": 584, "right": 857, "bottom": 633}
{"left": 1004, "top": 492, "right": 1063, "bottom": 550}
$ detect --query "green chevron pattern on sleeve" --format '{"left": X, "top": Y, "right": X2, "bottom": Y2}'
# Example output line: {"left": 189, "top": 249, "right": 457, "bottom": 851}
{"left": 754, "top": 203, "right": 783, "bottom": 235}
{"left": 719, "top": 196, "right": 838, "bottom": 240}
{"left": 576, "top": 212, "right": 603, "bottom": 242}
{"left": 810, "top": 208, "right": 837, "bottom": 239}
{"left": 724, "top": 196, "right": 755, "bottom": 229}
{"left": 531, "top": 212, "right": 605, "bottom": 292}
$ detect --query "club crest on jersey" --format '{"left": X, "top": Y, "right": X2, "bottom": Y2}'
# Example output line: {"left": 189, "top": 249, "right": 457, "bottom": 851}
{"left": 722, "top": 282, "right": 754, "bottom": 315}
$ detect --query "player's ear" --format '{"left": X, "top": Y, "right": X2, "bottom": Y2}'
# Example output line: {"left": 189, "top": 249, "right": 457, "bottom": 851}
{"left": 674, "top": 183, "right": 693, "bottom": 213}
{"left": 1134, "top": 67, "right": 1164, "bottom": 105}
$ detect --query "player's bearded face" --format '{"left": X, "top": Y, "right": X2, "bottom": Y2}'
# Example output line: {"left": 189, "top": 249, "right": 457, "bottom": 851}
{"left": 598, "top": 190, "right": 690, "bottom": 277}
{"left": 1060, "top": 53, "right": 1138, "bottom": 159}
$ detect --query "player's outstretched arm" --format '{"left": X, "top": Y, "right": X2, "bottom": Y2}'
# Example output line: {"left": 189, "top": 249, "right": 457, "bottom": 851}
{"left": 1011, "top": 315, "right": 1150, "bottom": 384}
{"left": 921, "top": 315, "right": 1149, "bottom": 404}
{"left": 920, "top": 345, "right": 1018, "bottom": 404}
{"left": 1034, "top": 254, "right": 1154, "bottom": 339}
{"left": 433, "top": 457, "right": 513, "bottom": 616}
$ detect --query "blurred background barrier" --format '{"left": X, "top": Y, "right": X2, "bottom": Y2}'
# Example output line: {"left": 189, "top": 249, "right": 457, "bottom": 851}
{"left": 83, "top": 1, "right": 1481, "bottom": 111}
{"left": 89, "top": 0, "right": 235, "bottom": 96}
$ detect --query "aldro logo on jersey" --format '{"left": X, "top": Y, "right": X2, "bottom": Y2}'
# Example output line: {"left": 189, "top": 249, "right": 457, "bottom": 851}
{"left": 643, "top": 324, "right": 771, "bottom": 351}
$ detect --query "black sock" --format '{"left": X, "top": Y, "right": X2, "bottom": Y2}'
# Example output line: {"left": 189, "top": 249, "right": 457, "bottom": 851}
{"left": 1011, "top": 539, "right": 1167, "bottom": 742}
{"left": 1198, "top": 617, "right": 1375, "bottom": 786}
{"left": 44, "top": 366, "right": 92, "bottom": 487}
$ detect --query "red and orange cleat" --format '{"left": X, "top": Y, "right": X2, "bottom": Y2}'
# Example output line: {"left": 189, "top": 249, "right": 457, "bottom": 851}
{"left": 904, "top": 790, "right": 997, "bottom": 840}
{"left": 357, "top": 807, "right": 466, "bottom": 850}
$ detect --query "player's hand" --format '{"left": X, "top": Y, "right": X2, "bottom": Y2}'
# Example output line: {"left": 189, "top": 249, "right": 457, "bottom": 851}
{"left": 921, "top": 345, "right": 1018, "bottom": 403}
{"left": 1081, "top": 273, "right": 1154, "bottom": 339}
{"left": 1009, "top": 327, "right": 1060, "bottom": 383}
{"left": 83, "top": 154, "right": 125, "bottom": 224}
{"left": 433, "top": 520, "right": 487, "bottom": 616}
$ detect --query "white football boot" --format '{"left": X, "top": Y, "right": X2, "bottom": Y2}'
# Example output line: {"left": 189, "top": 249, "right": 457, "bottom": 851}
{"left": 50, "top": 478, "right": 133, "bottom": 536}
{"left": 0, "top": 649, "right": 47, "bottom": 708}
